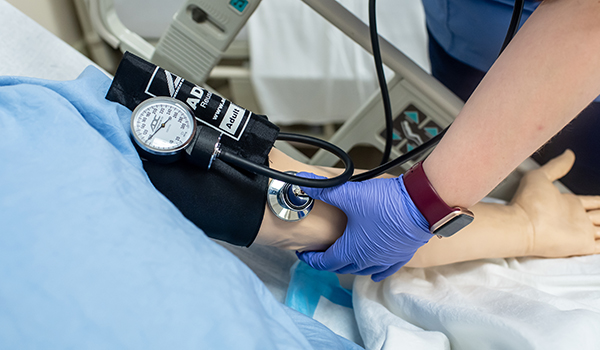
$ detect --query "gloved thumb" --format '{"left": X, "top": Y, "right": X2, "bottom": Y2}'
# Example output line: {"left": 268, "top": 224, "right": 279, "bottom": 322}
{"left": 296, "top": 244, "right": 350, "bottom": 272}
{"left": 370, "top": 260, "right": 408, "bottom": 282}
{"left": 296, "top": 172, "right": 355, "bottom": 211}
{"left": 295, "top": 172, "right": 328, "bottom": 199}
{"left": 295, "top": 171, "right": 351, "bottom": 211}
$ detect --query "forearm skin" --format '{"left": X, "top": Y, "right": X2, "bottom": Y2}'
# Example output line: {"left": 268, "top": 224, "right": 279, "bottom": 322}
{"left": 424, "top": 0, "right": 600, "bottom": 209}
{"left": 406, "top": 202, "right": 532, "bottom": 268}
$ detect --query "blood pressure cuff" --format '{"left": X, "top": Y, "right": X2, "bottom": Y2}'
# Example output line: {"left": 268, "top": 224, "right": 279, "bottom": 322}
{"left": 106, "top": 52, "right": 280, "bottom": 247}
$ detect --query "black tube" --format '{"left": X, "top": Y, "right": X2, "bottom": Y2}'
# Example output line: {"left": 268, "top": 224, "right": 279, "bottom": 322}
{"left": 218, "top": 0, "right": 525, "bottom": 186}
{"left": 355, "top": 0, "right": 525, "bottom": 181}
{"left": 218, "top": 132, "right": 354, "bottom": 188}
{"left": 500, "top": 0, "right": 525, "bottom": 55}
{"left": 369, "top": 0, "right": 394, "bottom": 165}
{"left": 351, "top": 128, "right": 446, "bottom": 182}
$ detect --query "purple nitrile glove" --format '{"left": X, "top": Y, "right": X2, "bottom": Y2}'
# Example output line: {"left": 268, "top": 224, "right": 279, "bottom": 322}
{"left": 296, "top": 173, "right": 432, "bottom": 282}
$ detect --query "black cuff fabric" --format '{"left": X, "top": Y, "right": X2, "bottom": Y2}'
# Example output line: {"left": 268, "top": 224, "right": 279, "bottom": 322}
{"left": 106, "top": 52, "right": 280, "bottom": 246}
{"left": 141, "top": 158, "right": 269, "bottom": 247}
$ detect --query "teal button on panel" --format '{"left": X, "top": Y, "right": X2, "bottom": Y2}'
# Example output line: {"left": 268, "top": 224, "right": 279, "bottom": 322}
{"left": 230, "top": 0, "right": 248, "bottom": 12}
{"left": 404, "top": 111, "right": 419, "bottom": 124}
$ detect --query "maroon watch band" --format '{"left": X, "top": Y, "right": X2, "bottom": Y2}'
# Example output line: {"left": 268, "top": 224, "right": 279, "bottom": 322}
{"left": 403, "top": 161, "right": 454, "bottom": 229}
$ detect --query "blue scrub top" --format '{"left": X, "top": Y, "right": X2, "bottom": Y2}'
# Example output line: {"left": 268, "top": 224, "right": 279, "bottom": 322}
{"left": 422, "top": 0, "right": 600, "bottom": 103}
{"left": 422, "top": 0, "right": 540, "bottom": 72}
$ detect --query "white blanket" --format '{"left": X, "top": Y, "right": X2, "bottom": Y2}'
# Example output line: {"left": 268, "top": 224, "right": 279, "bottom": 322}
{"left": 354, "top": 255, "right": 600, "bottom": 349}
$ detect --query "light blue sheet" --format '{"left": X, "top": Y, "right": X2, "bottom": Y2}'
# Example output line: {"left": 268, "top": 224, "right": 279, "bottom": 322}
{"left": 0, "top": 66, "right": 361, "bottom": 349}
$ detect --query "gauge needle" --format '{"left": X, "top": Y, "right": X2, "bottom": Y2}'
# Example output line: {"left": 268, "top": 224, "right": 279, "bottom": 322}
{"left": 146, "top": 116, "right": 172, "bottom": 142}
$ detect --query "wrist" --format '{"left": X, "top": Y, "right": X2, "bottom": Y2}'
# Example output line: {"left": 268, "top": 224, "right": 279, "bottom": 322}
{"left": 403, "top": 161, "right": 474, "bottom": 238}
{"left": 406, "top": 202, "right": 532, "bottom": 268}
{"left": 396, "top": 176, "right": 433, "bottom": 242}
{"left": 509, "top": 202, "right": 536, "bottom": 256}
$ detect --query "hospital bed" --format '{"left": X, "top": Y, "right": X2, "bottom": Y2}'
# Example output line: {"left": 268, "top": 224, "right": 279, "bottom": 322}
{"left": 2, "top": 1, "right": 600, "bottom": 349}
{"left": 77, "top": 0, "right": 430, "bottom": 126}
{"left": 77, "top": 0, "right": 569, "bottom": 201}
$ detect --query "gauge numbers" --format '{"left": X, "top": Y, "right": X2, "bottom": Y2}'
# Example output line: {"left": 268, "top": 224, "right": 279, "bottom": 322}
{"left": 131, "top": 97, "right": 197, "bottom": 159}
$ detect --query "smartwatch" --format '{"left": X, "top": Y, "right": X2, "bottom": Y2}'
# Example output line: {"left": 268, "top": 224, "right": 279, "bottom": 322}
{"left": 404, "top": 161, "right": 474, "bottom": 238}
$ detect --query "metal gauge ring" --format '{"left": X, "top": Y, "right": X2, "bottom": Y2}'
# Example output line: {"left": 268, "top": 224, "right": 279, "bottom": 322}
{"left": 130, "top": 97, "right": 197, "bottom": 163}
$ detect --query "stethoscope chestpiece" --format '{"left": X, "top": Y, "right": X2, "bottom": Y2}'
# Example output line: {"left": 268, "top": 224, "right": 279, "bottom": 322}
{"left": 267, "top": 171, "right": 314, "bottom": 222}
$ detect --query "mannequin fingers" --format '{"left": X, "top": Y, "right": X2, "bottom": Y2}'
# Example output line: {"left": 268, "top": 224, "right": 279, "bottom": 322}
{"left": 538, "top": 149, "right": 575, "bottom": 181}
{"left": 587, "top": 209, "right": 600, "bottom": 226}
{"left": 594, "top": 238, "right": 600, "bottom": 254}
{"left": 579, "top": 196, "right": 600, "bottom": 210}
{"left": 595, "top": 228, "right": 600, "bottom": 240}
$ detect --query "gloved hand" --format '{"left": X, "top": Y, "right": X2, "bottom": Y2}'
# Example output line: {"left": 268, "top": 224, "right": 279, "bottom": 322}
{"left": 296, "top": 173, "right": 433, "bottom": 282}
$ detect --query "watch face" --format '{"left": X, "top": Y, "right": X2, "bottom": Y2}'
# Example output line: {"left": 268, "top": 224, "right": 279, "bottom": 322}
{"left": 432, "top": 213, "right": 474, "bottom": 237}
{"left": 130, "top": 97, "right": 197, "bottom": 157}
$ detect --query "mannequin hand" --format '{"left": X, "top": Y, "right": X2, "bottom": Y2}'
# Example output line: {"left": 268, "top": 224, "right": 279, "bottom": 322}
{"left": 296, "top": 173, "right": 432, "bottom": 282}
{"left": 510, "top": 149, "right": 600, "bottom": 257}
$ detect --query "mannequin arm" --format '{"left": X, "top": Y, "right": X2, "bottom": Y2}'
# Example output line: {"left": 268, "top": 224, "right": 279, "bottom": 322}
{"left": 256, "top": 148, "right": 600, "bottom": 267}
{"left": 409, "top": 150, "right": 600, "bottom": 267}
{"left": 366, "top": 192, "right": 599, "bottom": 268}
{"left": 253, "top": 147, "right": 350, "bottom": 251}
{"left": 405, "top": 201, "right": 530, "bottom": 268}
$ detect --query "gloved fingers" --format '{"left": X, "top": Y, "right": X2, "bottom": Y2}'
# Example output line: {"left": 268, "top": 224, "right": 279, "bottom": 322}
{"left": 296, "top": 171, "right": 354, "bottom": 210}
{"left": 341, "top": 265, "right": 390, "bottom": 276}
{"left": 296, "top": 249, "right": 350, "bottom": 272}
{"left": 333, "top": 264, "right": 357, "bottom": 274}
{"left": 333, "top": 264, "right": 382, "bottom": 275}
{"left": 296, "top": 172, "right": 328, "bottom": 199}
{"left": 538, "top": 149, "right": 575, "bottom": 182}
{"left": 371, "top": 260, "right": 408, "bottom": 282}
{"left": 579, "top": 195, "right": 600, "bottom": 211}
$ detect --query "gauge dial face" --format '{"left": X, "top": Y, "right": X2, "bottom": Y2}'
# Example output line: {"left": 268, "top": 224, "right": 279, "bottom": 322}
{"left": 131, "top": 97, "right": 196, "bottom": 156}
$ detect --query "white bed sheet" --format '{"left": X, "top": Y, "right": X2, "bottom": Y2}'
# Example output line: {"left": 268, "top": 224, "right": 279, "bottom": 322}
{"left": 354, "top": 255, "right": 600, "bottom": 350}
